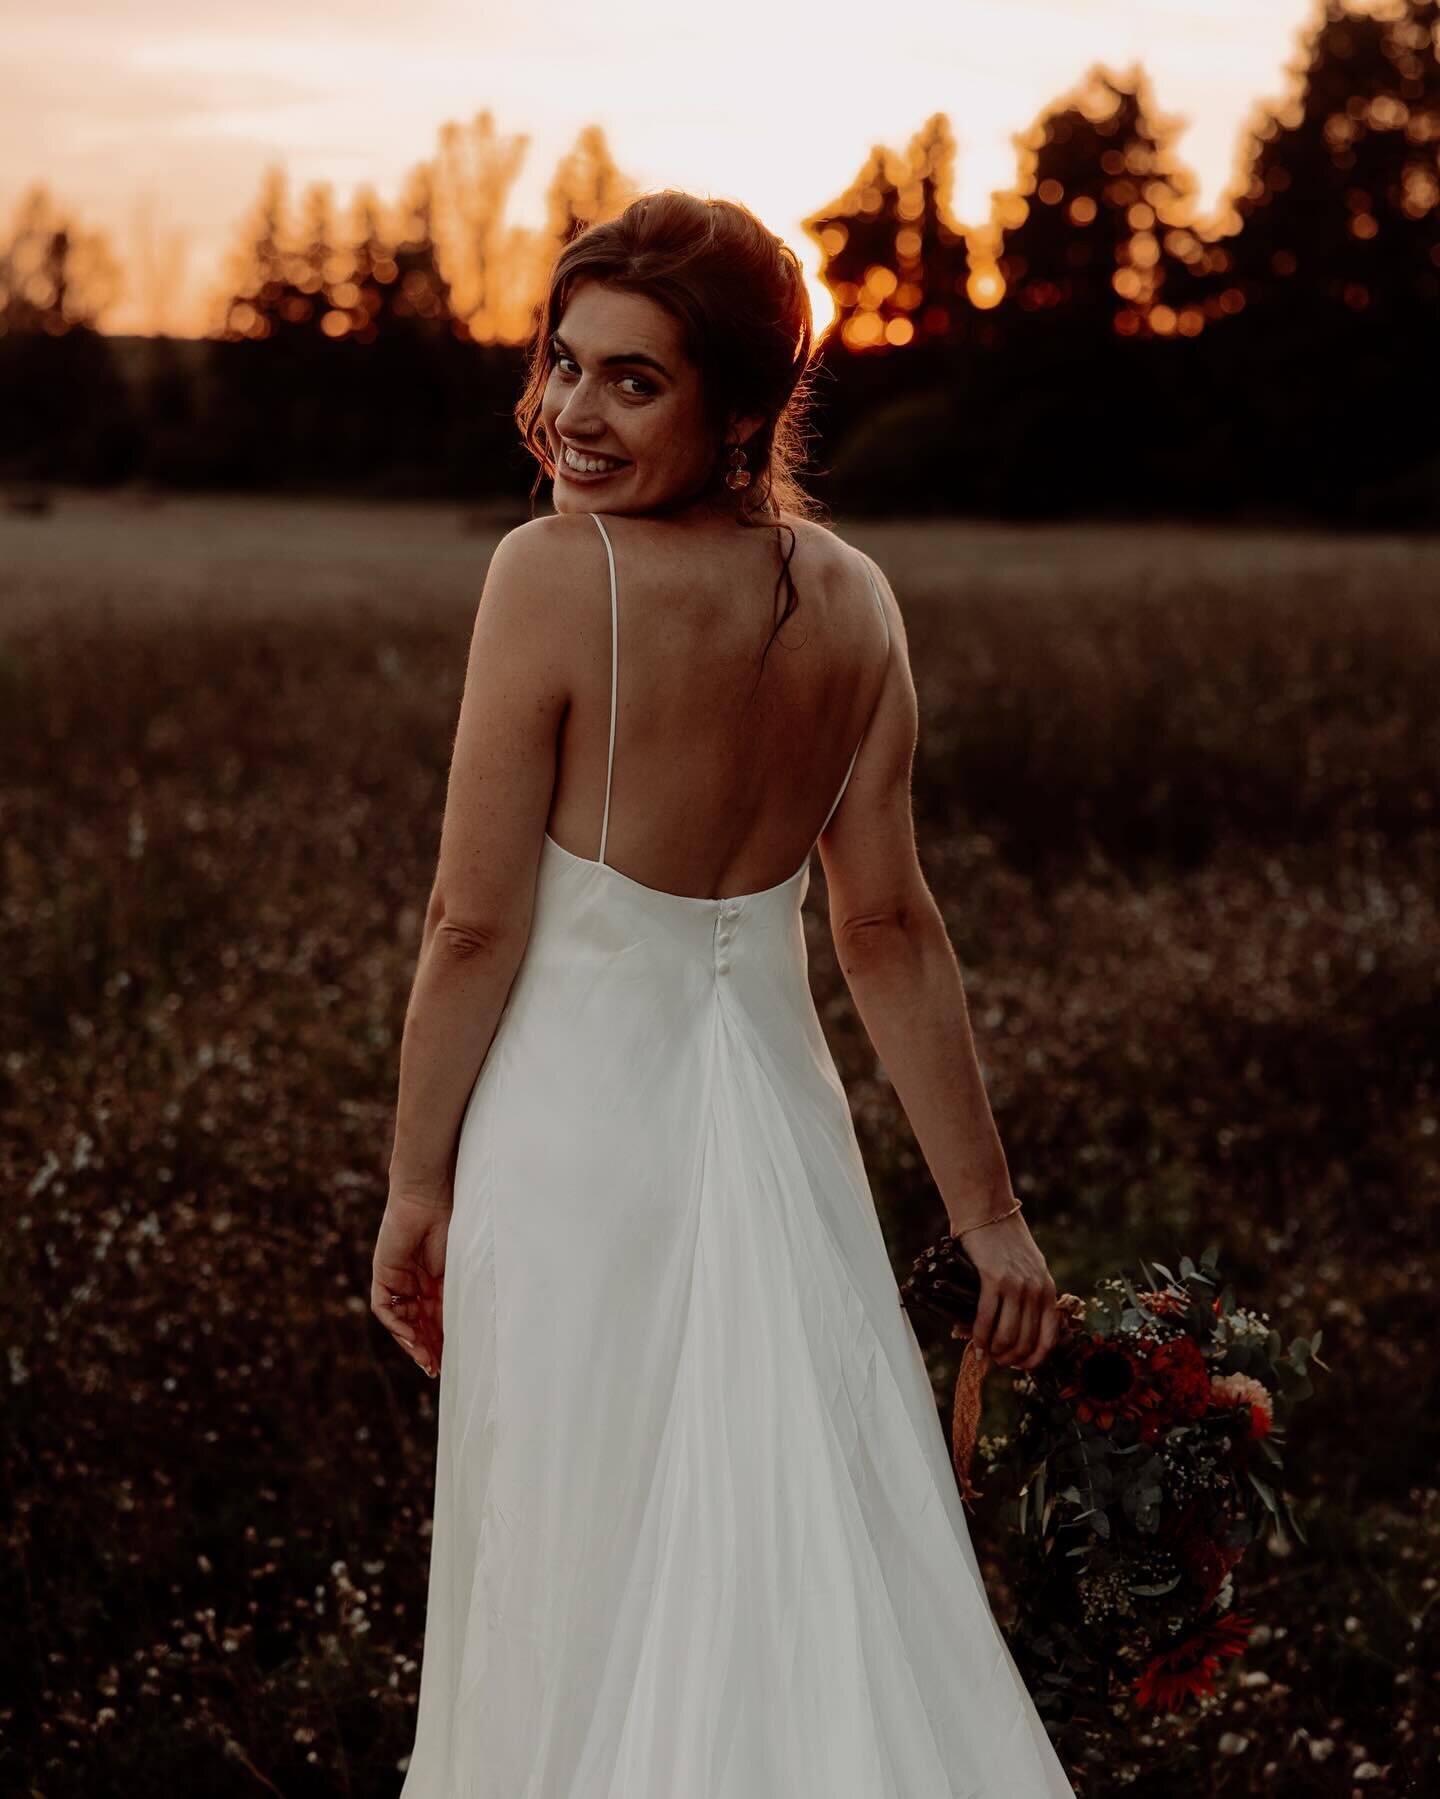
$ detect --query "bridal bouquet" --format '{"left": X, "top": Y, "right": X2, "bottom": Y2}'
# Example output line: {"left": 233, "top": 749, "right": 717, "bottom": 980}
{"left": 898, "top": 1240, "right": 1325, "bottom": 1723}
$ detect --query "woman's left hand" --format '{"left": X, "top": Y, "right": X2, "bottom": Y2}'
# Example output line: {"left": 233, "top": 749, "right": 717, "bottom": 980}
{"left": 371, "top": 1187, "right": 451, "bottom": 1378}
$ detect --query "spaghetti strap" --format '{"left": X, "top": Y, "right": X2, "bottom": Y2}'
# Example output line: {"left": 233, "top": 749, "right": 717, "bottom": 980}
{"left": 816, "top": 551, "right": 891, "bottom": 838}
{"left": 582, "top": 520, "right": 886, "bottom": 867}
{"left": 588, "top": 513, "right": 620, "bottom": 867}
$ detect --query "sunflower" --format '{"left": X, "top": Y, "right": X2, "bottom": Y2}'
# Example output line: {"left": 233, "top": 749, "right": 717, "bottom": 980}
{"left": 1056, "top": 1335, "right": 1164, "bottom": 1431}
{"left": 1130, "top": 1610, "right": 1253, "bottom": 1712}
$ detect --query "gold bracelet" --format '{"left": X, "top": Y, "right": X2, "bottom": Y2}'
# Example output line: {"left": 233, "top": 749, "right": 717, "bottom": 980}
{"left": 953, "top": 1197, "right": 1023, "bottom": 1239}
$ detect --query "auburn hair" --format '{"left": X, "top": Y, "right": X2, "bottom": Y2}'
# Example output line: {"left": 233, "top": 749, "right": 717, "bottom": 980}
{"left": 514, "top": 189, "right": 828, "bottom": 686}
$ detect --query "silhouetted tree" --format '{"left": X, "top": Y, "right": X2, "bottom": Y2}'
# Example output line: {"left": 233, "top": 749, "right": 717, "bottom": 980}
{"left": 293, "top": 180, "right": 343, "bottom": 341}
{"left": 212, "top": 165, "right": 294, "bottom": 341}
{"left": 431, "top": 110, "right": 530, "bottom": 341}
{"left": 386, "top": 162, "right": 462, "bottom": 339}
{"left": 0, "top": 182, "right": 123, "bottom": 334}
{"left": 544, "top": 123, "right": 635, "bottom": 248}
{"left": 0, "top": 184, "right": 134, "bottom": 479}
{"left": 339, "top": 185, "right": 397, "bottom": 348}
{"left": 806, "top": 141, "right": 907, "bottom": 350}
{"left": 989, "top": 64, "right": 1197, "bottom": 342}
{"left": 1223, "top": 0, "right": 1440, "bottom": 322}
{"left": 895, "top": 113, "right": 974, "bottom": 346}
{"left": 808, "top": 121, "right": 975, "bottom": 352}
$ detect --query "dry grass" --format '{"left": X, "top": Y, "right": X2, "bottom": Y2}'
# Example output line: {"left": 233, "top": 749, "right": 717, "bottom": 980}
{"left": 2, "top": 490, "right": 1436, "bottom": 1795}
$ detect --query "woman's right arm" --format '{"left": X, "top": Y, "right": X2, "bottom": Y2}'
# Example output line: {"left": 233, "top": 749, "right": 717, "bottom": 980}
{"left": 817, "top": 553, "right": 1061, "bottom": 1372}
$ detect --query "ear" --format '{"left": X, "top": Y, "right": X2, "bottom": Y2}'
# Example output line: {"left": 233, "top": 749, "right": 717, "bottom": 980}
{"left": 725, "top": 411, "right": 767, "bottom": 448}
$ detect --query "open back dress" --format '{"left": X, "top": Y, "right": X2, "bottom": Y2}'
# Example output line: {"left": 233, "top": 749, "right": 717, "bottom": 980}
{"left": 399, "top": 511, "right": 1077, "bottom": 1798}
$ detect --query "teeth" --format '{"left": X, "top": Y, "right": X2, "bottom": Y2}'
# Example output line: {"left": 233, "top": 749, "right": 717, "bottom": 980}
{"left": 563, "top": 446, "right": 626, "bottom": 473}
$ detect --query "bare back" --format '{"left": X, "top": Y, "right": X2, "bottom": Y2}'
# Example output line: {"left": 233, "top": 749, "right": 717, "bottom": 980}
{"left": 544, "top": 510, "right": 897, "bottom": 903}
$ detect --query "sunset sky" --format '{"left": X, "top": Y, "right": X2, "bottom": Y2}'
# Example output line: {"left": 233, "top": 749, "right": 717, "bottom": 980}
{"left": 4, "top": 0, "right": 1336, "bottom": 337}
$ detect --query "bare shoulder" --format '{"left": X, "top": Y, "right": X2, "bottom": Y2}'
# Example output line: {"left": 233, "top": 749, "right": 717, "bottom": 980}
{"left": 775, "top": 512, "right": 843, "bottom": 568}
{"left": 775, "top": 514, "right": 896, "bottom": 602}
{"left": 791, "top": 518, "right": 907, "bottom": 650}
{"left": 481, "top": 513, "right": 607, "bottom": 620}
{"left": 489, "top": 510, "right": 604, "bottom": 575}
{"left": 464, "top": 515, "right": 612, "bottom": 703}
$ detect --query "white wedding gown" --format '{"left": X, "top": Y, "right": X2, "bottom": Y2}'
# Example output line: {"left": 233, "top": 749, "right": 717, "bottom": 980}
{"left": 399, "top": 512, "right": 1077, "bottom": 1797}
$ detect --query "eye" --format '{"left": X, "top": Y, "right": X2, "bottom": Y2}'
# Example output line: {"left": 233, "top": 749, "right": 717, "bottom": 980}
{"left": 552, "top": 353, "right": 653, "bottom": 397}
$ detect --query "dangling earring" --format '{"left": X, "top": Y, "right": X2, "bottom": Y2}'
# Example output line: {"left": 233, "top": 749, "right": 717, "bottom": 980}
{"left": 724, "top": 444, "right": 751, "bottom": 491}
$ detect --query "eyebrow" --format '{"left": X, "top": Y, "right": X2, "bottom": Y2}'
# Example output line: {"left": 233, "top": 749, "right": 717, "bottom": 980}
{"left": 551, "top": 333, "right": 672, "bottom": 379}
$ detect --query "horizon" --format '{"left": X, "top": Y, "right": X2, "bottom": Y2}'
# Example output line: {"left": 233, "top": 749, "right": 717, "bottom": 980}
{"left": 4, "top": 0, "right": 1349, "bottom": 338}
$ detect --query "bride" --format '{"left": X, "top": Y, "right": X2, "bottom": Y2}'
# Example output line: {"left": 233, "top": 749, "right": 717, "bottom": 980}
{"left": 373, "top": 189, "right": 1074, "bottom": 1796}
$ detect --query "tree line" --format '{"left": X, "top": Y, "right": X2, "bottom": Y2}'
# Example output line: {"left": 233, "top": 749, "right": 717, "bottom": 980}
{"left": 3, "top": 0, "right": 1437, "bottom": 523}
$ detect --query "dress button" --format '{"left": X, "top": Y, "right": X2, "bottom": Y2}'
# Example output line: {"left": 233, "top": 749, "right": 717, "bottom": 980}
{"left": 716, "top": 958, "right": 730, "bottom": 975}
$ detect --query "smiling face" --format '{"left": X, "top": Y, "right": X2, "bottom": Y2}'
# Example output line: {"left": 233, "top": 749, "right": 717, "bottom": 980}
{"left": 540, "top": 277, "right": 764, "bottom": 524}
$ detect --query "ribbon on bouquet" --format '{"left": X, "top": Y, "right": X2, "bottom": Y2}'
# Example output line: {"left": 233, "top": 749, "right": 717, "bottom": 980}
{"left": 948, "top": 1322, "right": 989, "bottom": 1511}
{"left": 897, "top": 1232, "right": 1085, "bottom": 1516}
{"left": 946, "top": 1295, "right": 1086, "bottom": 1513}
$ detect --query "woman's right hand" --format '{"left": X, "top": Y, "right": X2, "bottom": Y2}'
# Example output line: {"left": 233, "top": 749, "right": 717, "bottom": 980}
{"left": 955, "top": 1208, "right": 1061, "bottom": 1372}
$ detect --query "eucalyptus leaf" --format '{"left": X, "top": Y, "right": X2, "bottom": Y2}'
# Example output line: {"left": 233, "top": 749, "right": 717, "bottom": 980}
{"left": 1248, "top": 1469, "right": 1280, "bottom": 1516}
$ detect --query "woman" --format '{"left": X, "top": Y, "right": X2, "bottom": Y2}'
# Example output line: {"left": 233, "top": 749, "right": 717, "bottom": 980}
{"left": 374, "top": 190, "right": 1075, "bottom": 1796}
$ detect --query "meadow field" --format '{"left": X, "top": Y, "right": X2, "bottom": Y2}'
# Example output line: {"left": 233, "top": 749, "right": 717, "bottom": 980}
{"left": 1, "top": 490, "right": 1435, "bottom": 1795}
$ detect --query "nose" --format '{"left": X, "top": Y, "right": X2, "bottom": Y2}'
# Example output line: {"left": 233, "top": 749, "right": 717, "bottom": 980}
{"left": 553, "top": 385, "right": 603, "bottom": 441}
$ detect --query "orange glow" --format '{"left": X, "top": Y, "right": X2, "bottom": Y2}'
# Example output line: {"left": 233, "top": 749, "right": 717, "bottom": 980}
{"left": 994, "top": 194, "right": 1030, "bottom": 233}
{"left": 1130, "top": 232, "right": 1161, "bottom": 269}
{"left": 967, "top": 265, "right": 1005, "bottom": 310}
{"left": 841, "top": 311, "right": 886, "bottom": 349}
{"left": 2, "top": 0, "right": 1370, "bottom": 336}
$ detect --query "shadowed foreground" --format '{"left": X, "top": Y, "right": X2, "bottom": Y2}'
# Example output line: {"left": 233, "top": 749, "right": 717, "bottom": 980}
{"left": 1, "top": 493, "right": 1435, "bottom": 1795}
